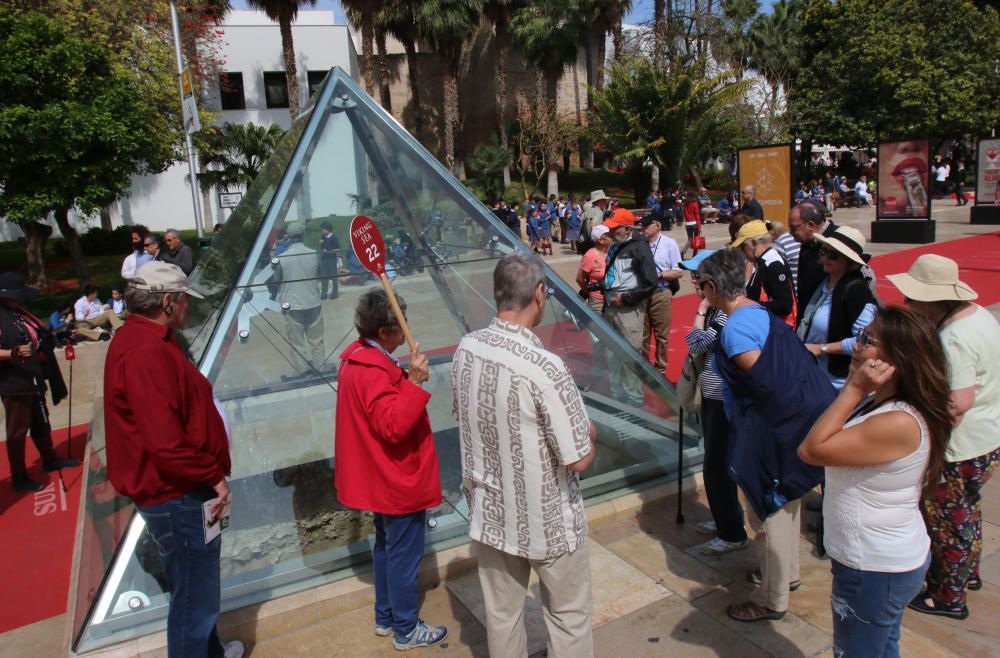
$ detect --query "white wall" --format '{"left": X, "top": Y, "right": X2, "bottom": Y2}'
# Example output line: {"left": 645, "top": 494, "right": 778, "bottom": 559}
{"left": 6, "top": 10, "right": 359, "bottom": 240}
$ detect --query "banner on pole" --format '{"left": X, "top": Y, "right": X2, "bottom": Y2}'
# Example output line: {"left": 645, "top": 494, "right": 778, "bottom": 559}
{"left": 876, "top": 140, "right": 930, "bottom": 220}
{"left": 737, "top": 144, "right": 793, "bottom": 223}
{"left": 180, "top": 68, "right": 200, "bottom": 135}
{"left": 976, "top": 138, "right": 1000, "bottom": 206}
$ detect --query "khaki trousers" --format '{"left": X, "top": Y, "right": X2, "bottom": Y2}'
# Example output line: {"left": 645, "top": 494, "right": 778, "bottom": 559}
{"left": 477, "top": 541, "right": 594, "bottom": 658}
{"left": 287, "top": 305, "right": 325, "bottom": 371}
{"left": 641, "top": 288, "right": 672, "bottom": 374}
{"left": 749, "top": 499, "right": 801, "bottom": 612}
{"left": 76, "top": 308, "right": 123, "bottom": 340}
{"left": 604, "top": 300, "right": 647, "bottom": 401}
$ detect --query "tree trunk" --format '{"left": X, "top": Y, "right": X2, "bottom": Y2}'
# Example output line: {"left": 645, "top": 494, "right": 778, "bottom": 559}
{"left": 534, "top": 69, "right": 545, "bottom": 108}
{"left": 404, "top": 40, "right": 423, "bottom": 138}
{"left": 100, "top": 206, "right": 113, "bottom": 231}
{"left": 546, "top": 73, "right": 560, "bottom": 198}
{"left": 688, "top": 166, "right": 704, "bottom": 191}
{"left": 54, "top": 208, "right": 91, "bottom": 289}
{"left": 654, "top": 0, "right": 666, "bottom": 68}
{"left": 279, "top": 17, "right": 300, "bottom": 121}
{"left": 361, "top": 16, "right": 376, "bottom": 99}
{"left": 22, "top": 221, "right": 51, "bottom": 288}
{"left": 495, "top": 23, "right": 511, "bottom": 189}
{"left": 579, "top": 33, "right": 595, "bottom": 169}
{"left": 596, "top": 29, "right": 607, "bottom": 92}
{"left": 443, "top": 57, "right": 459, "bottom": 175}
{"left": 376, "top": 30, "right": 392, "bottom": 112}
{"left": 666, "top": 0, "right": 675, "bottom": 64}
{"left": 612, "top": 21, "right": 624, "bottom": 62}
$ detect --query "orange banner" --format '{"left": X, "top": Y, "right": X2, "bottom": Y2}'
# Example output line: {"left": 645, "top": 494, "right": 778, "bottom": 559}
{"left": 738, "top": 145, "right": 793, "bottom": 223}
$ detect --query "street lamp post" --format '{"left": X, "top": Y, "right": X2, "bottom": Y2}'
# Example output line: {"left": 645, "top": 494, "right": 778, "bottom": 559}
{"left": 169, "top": 0, "right": 205, "bottom": 239}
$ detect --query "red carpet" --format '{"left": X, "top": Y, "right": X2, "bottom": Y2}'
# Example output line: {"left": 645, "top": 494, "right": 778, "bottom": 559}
{"left": 0, "top": 424, "right": 87, "bottom": 633}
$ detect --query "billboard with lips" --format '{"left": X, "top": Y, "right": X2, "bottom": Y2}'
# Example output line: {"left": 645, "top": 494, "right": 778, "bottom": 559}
{"left": 976, "top": 138, "right": 1000, "bottom": 206}
{"left": 877, "top": 140, "right": 931, "bottom": 219}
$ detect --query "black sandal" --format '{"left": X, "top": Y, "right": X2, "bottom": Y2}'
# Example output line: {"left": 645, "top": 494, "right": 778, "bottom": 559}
{"left": 907, "top": 595, "right": 969, "bottom": 620}
{"left": 968, "top": 576, "right": 982, "bottom": 591}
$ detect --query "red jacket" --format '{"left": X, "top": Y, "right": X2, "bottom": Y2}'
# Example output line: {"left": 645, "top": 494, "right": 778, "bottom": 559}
{"left": 334, "top": 340, "right": 442, "bottom": 514}
{"left": 684, "top": 200, "right": 702, "bottom": 229}
{"left": 103, "top": 315, "right": 231, "bottom": 507}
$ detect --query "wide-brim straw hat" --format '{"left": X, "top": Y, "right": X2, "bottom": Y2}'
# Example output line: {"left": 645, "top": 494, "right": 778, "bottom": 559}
{"left": 886, "top": 254, "right": 978, "bottom": 302}
{"left": 814, "top": 226, "right": 868, "bottom": 267}
{"left": 0, "top": 272, "right": 39, "bottom": 303}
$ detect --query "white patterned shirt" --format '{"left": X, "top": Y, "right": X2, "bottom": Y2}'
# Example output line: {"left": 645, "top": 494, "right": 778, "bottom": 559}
{"left": 452, "top": 318, "right": 591, "bottom": 560}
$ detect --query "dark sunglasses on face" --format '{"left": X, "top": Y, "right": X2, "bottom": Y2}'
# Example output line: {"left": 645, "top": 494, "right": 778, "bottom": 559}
{"left": 144, "top": 241, "right": 155, "bottom": 247}
{"left": 858, "top": 328, "right": 879, "bottom": 348}
{"left": 819, "top": 247, "right": 841, "bottom": 260}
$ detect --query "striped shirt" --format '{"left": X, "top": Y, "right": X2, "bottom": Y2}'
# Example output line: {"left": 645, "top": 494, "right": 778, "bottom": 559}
{"left": 684, "top": 307, "right": 728, "bottom": 400}
{"left": 774, "top": 232, "right": 801, "bottom": 291}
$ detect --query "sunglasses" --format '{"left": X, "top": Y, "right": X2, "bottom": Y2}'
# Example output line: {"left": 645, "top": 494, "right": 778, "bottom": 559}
{"left": 819, "top": 247, "right": 841, "bottom": 260}
{"left": 858, "top": 328, "right": 880, "bottom": 348}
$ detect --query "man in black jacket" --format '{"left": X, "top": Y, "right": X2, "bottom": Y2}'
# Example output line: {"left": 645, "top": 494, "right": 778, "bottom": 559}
{"left": 0, "top": 273, "right": 79, "bottom": 492}
{"left": 601, "top": 209, "right": 658, "bottom": 404}
{"left": 789, "top": 200, "right": 836, "bottom": 323}
{"left": 731, "top": 220, "right": 795, "bottom": 322}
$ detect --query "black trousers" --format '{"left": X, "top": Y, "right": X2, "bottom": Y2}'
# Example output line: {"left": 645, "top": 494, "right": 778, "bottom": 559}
{"left": 3, "top": 391, "right": 58, "bottom": 482}
{"left": 701, "top": 397, "right": 747, "bottom": 542}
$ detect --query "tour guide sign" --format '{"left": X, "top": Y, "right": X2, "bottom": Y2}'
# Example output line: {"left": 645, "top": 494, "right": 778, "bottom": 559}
{"left": 877, "top": 140, "right": 931, "bottom": 220}
{"left": 737, "top": 144, "right": 793, "bottom": 223}
{"left": 350, "top": 215, "right": 418, "bottom": 352}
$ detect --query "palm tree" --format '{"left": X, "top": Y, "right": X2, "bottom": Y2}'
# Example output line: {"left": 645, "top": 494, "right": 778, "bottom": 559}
{"left": 246, "top": 0, "right": 317, "bottom": 121}
{"left": 578, "top": 0, "right": 631, "bottom": 168}
{"left": 653, "top": 0, "right": 666, "bottom": 66}
{"left": 194, "top": 122, "right": 286, "bottom": 192}
{"left": 379, "top": 2, "right": 423, "bottom": 132}
{"left": 511, "top": 0, "right": 584, "bottom": 195}
{"left": 415, "top": 0, "right": 485, "bottom": 179}
{"left": 484, "top": 0, "right": 526, "bottom": 188}
{"left": 344, "top": 1, "right": 390, "bottom": 107}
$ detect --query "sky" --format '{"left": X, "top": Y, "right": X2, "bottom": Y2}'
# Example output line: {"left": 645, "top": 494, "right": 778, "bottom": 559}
{"left": 230, "top": 1, "right": 779, "bottom": 26}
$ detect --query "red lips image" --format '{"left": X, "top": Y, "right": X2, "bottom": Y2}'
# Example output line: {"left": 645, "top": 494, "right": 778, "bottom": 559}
{"left": 892, "top": 157, "right": 927, "bottom": 177}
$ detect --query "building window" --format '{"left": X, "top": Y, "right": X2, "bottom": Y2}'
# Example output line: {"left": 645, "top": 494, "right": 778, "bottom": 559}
{"left": 307, "top": 70, "right": 327, "bottom": 98}
{"left": 263, "top": 71, "right": 289, "bottom": 109}
{"left": 218, "top": 72, "right": 245, "bottom": 110}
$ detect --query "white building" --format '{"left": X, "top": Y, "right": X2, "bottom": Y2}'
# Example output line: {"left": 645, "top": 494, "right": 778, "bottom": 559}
{"left": 0, "top": 10, "right": 358, "bottom": 241}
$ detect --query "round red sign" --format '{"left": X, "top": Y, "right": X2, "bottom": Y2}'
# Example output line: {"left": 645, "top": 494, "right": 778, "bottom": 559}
{"left": 349, "top": 215, "right": 386, "bottom": 276}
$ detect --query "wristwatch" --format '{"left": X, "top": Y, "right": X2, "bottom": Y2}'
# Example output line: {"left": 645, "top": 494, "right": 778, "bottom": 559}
{"left": 820, "top": 344, "right": 829, "bottom": 354}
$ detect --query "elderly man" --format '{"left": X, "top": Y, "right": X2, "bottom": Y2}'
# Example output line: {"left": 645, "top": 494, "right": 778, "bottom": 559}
{"left": 163, "top": 229, "right": 195, "bottom": 275}
{"left": 741, "top": 185, "right": 764, "bottom": 220}
{"left": 276, "top": 222, "right": 325, "bottom": 373}
{"left": 788, "top": 200, "right": 842, "bottom": 322}
{"left": 452, "top": 252, "right": 597, "bottom": 658}
{"left": 639, "top": 214, "right": 683, "bottom": 377}
{"left": 697, "top": 249, "right": 832, "bottom": 623}
{"left": 103, "top": 262, "right": 242, "bottom": 658}
{"left": 578, "top": 189, "right": 609, "bottom": 253}
{"left": 602, "top": 209, "right": 658, "bottom": 404}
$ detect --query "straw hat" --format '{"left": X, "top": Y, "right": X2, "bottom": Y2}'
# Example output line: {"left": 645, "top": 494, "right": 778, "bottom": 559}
{"left": 729, "top": 220, "right": 769, "bottom": 248}
{"left": 886, "top": 254, "right": 978, "bottom": 302}
{"left": 813, "top": 226, "right": 867, "bottom": 267}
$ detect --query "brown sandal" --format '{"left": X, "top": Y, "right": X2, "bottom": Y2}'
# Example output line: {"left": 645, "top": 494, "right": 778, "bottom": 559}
{"left": 727, "top": 600, "right": 786, "bottom": 622}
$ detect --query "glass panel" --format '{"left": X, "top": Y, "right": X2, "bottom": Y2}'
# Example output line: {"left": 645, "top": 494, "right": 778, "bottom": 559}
{"left": 73, "top": 68, "right": 699, "bottom": 652}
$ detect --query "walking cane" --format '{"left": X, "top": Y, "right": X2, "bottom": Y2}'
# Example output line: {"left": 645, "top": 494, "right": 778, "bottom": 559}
{"left": 64, "top": 339, "right": 76, "bottom": 492}
{"left": 676, "top": 408, "right": 685, "bottom": 524}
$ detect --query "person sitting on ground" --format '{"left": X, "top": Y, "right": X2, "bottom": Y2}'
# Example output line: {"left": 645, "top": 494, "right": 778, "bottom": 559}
{"left": 731, "top": 220, "right": 796, "bottom": 325}
{"left": 697, "top": 249, "right": 834, "bottom": 623}
{"left": 888, "top": 255, "right": 1000, "bottom": 620}
{"left": 799, "top": 307, "right": 952, "bottom": 656}
{"left": 73, "top": 284, "right": 123, "bottom": 341}
{"left": 799, "top": 227, "right": 878, "bottom": 390}
{"left": 854, "top": 176, "right": 873, "bottom": 206}
{"left": 716, "top": 191, "right": 736, "bottom": 221}
{"left": 107, "top": 288, "right": 126, "bottom": 319}
{"left": 121, "top": 224, "right": 153, "bottom": 279}
{"left": 48, "top": 305, "right": 74, "bottom": 347}
{"left": 698, "top": 187, "right": 720, "bottom": 223}
{"left": 334, "top": 289, "right": 447, "bottom": 651}
{"left": 163, "top": 229, "right": 195, "bottom": 275}
{"left": 681, "top": 250, "right": 750, "bottom": 557}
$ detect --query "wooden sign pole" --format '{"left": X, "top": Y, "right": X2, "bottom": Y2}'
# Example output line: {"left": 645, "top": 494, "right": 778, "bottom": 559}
{"left": 380, "top": 273, "right": 417, "bottom": 353}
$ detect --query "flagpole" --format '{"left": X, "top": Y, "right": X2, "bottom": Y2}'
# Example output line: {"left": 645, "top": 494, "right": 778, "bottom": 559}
{"left": 169, "top": 0, "right": 205, "bottom": 239}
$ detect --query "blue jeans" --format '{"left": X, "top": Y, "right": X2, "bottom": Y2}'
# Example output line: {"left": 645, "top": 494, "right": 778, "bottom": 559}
{"left": 373, "top": 511, "right": 426, "bottom": 638}
{"left": 139, "top": 488, "right": 224, "bottom": 658}
{"left": 830, "top": 557, "right": 929, "bottom": 658}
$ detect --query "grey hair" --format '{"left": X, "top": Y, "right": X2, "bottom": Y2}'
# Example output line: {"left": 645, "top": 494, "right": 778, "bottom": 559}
{"left": 493, "top": 252, "right": 545, "bottom": 311}
{"left": 354, "top": 288, "right": 406, "bottom": 340}
{"left": 697, "top": 249, "right": 748, "bottom": 300}
{"left": 796, "top": 199, "right": 825, "bottom": 224}
{"left": 124, "top": 279, "right": 183, "bottom": 317}
{"left": 165, "top": 229, "right": 181, "bottom": 239}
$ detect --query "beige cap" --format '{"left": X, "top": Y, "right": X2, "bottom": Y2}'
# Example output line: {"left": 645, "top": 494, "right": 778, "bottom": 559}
{"left": 130, "top": 262, "right": 204, "bottom": 299}
{"left": 814, "top": 226, "right": 868, "bottom": 267}
{"left": 589, "top": 189, "right": 608, "bottom": 203}
{"left": 729, "top": 220, "right": 769, "bottom": 248}
{"left": 886, "top": 254, "right": 978, "bottom": 302}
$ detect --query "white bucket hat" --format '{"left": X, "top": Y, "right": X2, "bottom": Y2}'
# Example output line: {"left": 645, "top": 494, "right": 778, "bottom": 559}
{"left": 589, "top": 189, "right": 608, "bottom": 203}
{"left": 886, "top": 254, "right": 978, "bottom": 302}
{"left": 813, "top": 226, "right": 868, "bottom": 267}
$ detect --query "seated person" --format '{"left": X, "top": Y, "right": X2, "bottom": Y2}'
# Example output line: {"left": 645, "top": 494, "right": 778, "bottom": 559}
{"left": 698, "top": 188, "right": 720, "bottom": 223}
{"left": 48, "top": 305, "right": 74, "bottom": 347}
{"left": 107, "top": 288, "right": 126, "bottom": 318}
{"left": 854, "top": 177, "right": 873, "bottom": 206}
{"left": 73, "top": 284, "right": 123, "bottom": 341}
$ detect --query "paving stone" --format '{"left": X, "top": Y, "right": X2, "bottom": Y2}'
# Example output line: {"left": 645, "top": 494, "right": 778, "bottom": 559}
{"left": 605, "top": 529, "right": 732, "bottom": 601}
{"left": 900, "top": 581, "right": 1000, "bottom": 658}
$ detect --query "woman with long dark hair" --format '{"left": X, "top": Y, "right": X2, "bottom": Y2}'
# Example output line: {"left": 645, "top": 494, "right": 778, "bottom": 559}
{"left": 799, "top": 307, "right": 953, "bottom": 657}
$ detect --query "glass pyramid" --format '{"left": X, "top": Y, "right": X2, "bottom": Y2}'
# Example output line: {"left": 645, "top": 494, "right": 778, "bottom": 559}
{"left": 71, "top": 68, "right": 699, "bottom": 651}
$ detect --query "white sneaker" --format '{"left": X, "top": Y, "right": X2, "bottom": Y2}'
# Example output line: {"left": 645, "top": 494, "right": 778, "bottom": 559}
{"left": 698, "top": 537, "right": 749, "bottom": 556}
{"left": 223, "top": 640, "right": 245, "bottom": 658}
{"left": 375, "top": 624, "right": 393, "bottom": 637}
{"left": 695, "top": 520, "right": 717, "bottom": 535}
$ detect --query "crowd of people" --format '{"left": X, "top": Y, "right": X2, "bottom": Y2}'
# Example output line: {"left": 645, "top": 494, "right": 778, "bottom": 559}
{"left": 2, "top": 178, "right": 997, "bottom": 658}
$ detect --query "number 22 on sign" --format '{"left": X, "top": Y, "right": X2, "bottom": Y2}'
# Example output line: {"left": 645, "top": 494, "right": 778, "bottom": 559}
{"left": 349, "top": 215, "right": 418, "bottom": 353}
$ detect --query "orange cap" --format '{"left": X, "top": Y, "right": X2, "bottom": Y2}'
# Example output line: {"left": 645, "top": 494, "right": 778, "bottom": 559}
{"left": 603, "top": 208, "right": 637, "bottom": 230}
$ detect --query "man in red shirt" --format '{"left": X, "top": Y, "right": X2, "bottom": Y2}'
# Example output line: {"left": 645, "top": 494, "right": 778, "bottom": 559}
{"left": 334, "top": 289, "right": 447, "bottom": 651}
{"left": 103, "top": 262, "right": 242, "bottom": 658}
